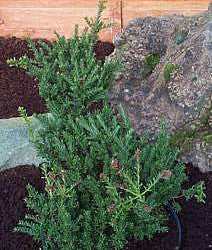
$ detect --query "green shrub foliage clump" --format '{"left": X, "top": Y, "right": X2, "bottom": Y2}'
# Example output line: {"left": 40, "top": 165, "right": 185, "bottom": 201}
{"left": 140, "top": 53, "right": 160, "bottom": 79}
{"left": 163, "top": 63, "right": 177, "bottom": 83}
{"left": 8, "top": 2, "right": 205, "bottom": 249}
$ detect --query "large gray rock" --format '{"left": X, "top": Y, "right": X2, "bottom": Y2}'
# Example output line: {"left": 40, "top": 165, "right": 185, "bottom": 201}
{"left": 0, "top": 115, "right": 46, "bottom": 171}
{"left": 108, "top": 8, "right": 212, "bottom": 172}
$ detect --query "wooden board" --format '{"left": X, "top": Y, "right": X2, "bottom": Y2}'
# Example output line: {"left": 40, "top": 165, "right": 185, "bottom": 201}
{"left": 122, "top": 1, "right": 210, "bottom": 27}
{"left": 0, "top": 1, "right": 121, "bottom": 41}
{"left": 0, "top": 1, "right": 210, "bottom": 41}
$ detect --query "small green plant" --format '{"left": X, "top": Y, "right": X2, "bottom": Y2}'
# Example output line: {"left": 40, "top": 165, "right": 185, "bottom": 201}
{"left": 202, "top": 133, "right": 212, "bottom": 144}
{"left": 170, "top": 125, "right": 197, "bottom": 151}
{"left": 140, "top": 53, "right": 160, "bottom": 79}
{"left": 175, "top": 28, "right": 189, "bottom": 45}
{"left": 9, "top": 2, "right": 206, "bottom": 249}
{"left": 7, "top": 55, "right": 28, "bottom": 69}
{"left": 200, "top": 113, "right": 210, "bottom": 126}
{"left": 17, "top": 106, "right": 31, "bottom": 123}
{"left": 84, "top": 1, "right": 114, "bottom": 40}
{"left": 163, "top": 63, "right": 176, "bottom": 83}
{"left": 200, "top": 103, "right": 212, "bottom": 126}
{"left": 119, "top": 43, "right": 128, "bottom": 51}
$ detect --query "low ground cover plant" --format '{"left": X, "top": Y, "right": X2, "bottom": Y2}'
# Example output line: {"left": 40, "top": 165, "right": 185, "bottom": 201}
{"left": 8, "top": 2, "right": 205, "bottom": 249}
{"left": 140, "top": 53, "right": 160, "bottom": 79}
{"left": 163, "top": 63, "right": 177, "bottom": 83}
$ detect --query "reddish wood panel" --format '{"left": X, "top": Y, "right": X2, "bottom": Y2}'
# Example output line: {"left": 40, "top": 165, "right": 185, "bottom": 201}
{"left": 0, "top": 1, "right": 121, "bottom": 41}
{"left": 0, "top": 1, "right": 210, "bottom": 41}
{"left": 122, "top": 1, "right": 209, "bottom": 27}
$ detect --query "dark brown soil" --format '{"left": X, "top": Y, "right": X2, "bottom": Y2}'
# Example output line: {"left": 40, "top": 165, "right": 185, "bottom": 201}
{"left": 0, "top": 166, "right": 44, "bottom": 250}
{"left": 0, "top": 164, "right": 211, "bottom": 250}
{"left": 0, "top": 37, "right": 47, "bottom": 119}
{"left": 0, "top": 37, "right": 114, "bottom": 119}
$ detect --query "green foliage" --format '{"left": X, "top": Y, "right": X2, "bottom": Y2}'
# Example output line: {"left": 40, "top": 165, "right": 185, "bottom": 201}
{"left": 11, "top": 2, "right": 206, "bottom": 249}
{"left": 7, "top": 55, "right": 28, "bottom": 69}
{"left": 84, "top": 1, "right": 114, "bottom": 41}
{"left": 8, "top": 2, "right": 121, "bottom": 121}
{"left": 200, "top": 103, "right": 212, "bottom": 127}
{"left": 18, "top": 106, "right": 31, "bottom": 123}
{"left": 200, "top": 113, "right": 210, "bottom": 126}
{"left": 202, "top": 133, "right": 212, "bottom": 144}
{"left": 183, "top": 181, "right": 206, "bottom": 203}
{"left": 163, "top": 63, "right": 176, "bottom": 83}
{"left": 140, "top": 54, "right": 160, "bottom": 79}
{"left": 170, "top": 125, "right": 196, "bottom": 151}
{"left": 119, "top": 43, "right": 128, "bottom": 52}
{"left": 175, "top": 28, "right": 189, "bottom": 45}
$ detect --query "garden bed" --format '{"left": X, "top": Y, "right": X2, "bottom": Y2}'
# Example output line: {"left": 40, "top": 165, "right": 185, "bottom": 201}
{"left": 0, "top": 37, "right": 211, "bottom": 250}
{"left": 0, "top": 37, "right": 114, "bottom": 119}
{"left": 0, "top": 164, "right": 211, "bottom": 250}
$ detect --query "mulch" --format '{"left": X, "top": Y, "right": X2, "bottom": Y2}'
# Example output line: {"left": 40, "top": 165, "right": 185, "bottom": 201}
{"left": 0, "top": 37, "right": 211, "bottom": 250}
{"left": 0, "top": 166, "right": 44, "bottom": 250}
{"left": 0, "top": 37, "right": 114, "bottom": 119}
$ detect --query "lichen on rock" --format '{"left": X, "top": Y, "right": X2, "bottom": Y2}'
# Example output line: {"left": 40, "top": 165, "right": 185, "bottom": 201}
{"left": 108, "top": 7, "right": 212, "bottom": 172}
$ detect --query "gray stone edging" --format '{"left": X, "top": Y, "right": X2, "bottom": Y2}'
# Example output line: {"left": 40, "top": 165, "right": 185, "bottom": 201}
{"left": 0, "top": 115, "right": 47, "bottom": 172}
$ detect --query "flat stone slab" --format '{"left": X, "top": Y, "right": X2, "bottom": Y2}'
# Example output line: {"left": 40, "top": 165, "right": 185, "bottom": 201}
{"left": 0, "top": 115, "right": 46, "bottom": 172}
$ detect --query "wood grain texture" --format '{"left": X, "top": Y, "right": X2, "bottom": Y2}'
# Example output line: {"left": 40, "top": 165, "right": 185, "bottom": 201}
{"left": 0, "top": 1, "right": 121, "bottom": 41}
{"left": 0, "top": 1, "right": 210, "bottom": 41}
{"left": 122, "top": 1, "right": 209, "bottom": 26}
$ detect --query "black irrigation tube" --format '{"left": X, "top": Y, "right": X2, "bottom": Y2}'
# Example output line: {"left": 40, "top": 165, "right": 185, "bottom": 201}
{"left": 165, "top": 202, "right": 183, "bottom": 250}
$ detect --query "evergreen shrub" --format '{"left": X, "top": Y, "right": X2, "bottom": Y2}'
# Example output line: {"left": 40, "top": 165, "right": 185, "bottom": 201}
{"left": 8, "top": 2, "right": 205, "bottom": 249}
